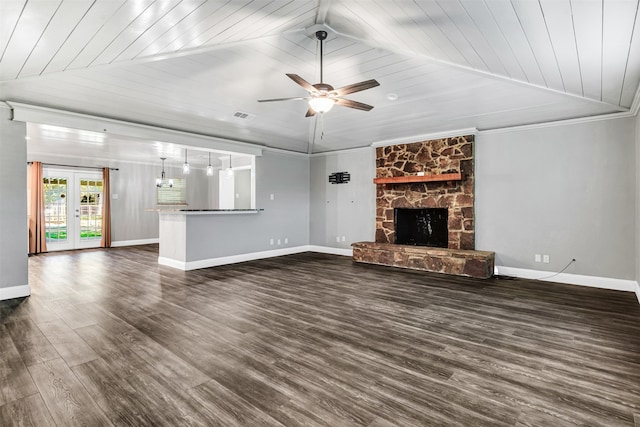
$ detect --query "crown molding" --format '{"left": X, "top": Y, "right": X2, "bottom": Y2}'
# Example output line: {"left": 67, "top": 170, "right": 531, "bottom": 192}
{"left": 261, "top": 145, "right": 309, "bottom": 158}
{"left": 371, "top": 128, "right": 478, "bottom": 148}
{"left": 6, "top": 102, "right": 263, "bottom": 157}
{"left": 478, "top": 110, "right": 635, "bottom": 136}
{"left": 310, "top": 145, "right": 373, "bottom": 157}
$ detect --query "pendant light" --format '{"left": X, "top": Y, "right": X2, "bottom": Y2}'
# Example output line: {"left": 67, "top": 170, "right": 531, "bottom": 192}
{"left": 206, "top": 152, "right": 214, "bottom": 176}
{"left": 226, "top": 154, "right": 233, "bottom": 176}
{"left": 182, "top": 149, "right": 190, "bottom": 175}
{"left": 156, "top": 157, "right": 173, "bottom": 188}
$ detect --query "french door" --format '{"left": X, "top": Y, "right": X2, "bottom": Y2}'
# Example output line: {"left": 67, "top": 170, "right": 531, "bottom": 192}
{"left": 43, "top": 169, "right": 104, "bottom": 251}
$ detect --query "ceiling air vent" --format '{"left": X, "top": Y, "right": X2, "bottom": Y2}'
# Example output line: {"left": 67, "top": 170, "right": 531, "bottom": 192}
{"left": 232, "top": 111, "right": 256, "bottom": 121}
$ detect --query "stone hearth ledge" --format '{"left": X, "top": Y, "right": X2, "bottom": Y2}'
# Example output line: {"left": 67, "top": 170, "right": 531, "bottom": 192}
{"left": 352, "top": 242, "right": 495, "bottom": 279}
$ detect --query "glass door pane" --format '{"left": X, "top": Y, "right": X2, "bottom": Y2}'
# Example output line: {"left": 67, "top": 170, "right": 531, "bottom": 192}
{"left": 79, "top": 179, "right": 102, "bottom": 239}
{"left": 76, "top": 177, "right": 103, "bottom": 248}
{"left": 43, "top": 175, "right": 73, "bottom": 251}
{"left": 42, "top": 169, "right": 103, "bottom": 251}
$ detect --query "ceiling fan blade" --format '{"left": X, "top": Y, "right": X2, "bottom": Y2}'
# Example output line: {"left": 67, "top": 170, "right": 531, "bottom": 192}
{"left": 305, "top": 107, "right": 317, "bottom": 117}
{"left": 335, "top": 98, "right": 374, "bottom": 111}
{"left": 286, "top": 74, "right": 316, "bottom": 92}
{"left": 333, "top": 79, "right": 380, "bottom": 96}
{"left": 258, "top": 96, "right": 309, "bottom": 102}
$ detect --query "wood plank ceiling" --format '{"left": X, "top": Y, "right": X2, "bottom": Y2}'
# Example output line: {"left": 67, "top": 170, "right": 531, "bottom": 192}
{"left": 1, "top": 0, "right": 638, "bottom": 155}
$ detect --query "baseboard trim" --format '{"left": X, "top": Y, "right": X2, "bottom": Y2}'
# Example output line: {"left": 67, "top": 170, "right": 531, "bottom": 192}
{"left": 496, "top": 266, "right": 638, "bottom": 294}
{"left": 636, "top": 282, "right": 640, "bottom": 304}
{"left": 307, "top": 245, "right": 353, "bottom": 256}
{"left": 158, "top": 245, "right": 353, "bottom": 271}
{"left": 0, "top": 284, "right": 30, "bottom": 301}
{"left": 159, "top": 246, "right": 309, "bottom": 271}
{"left": 112, "top": 238, "right": 159, "bottom": 247}
{"left": 157, "top": 256, "right": 187, "bottom": 270}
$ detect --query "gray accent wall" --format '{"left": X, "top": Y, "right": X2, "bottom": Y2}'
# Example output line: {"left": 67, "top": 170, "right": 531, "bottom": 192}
{"left": 0, "top": 104, "right": 28, "bottom": 292}
{"left": 475, "top": 117, "right": 637, "bottom": 280}
{"left": 310, "top": 148, "right": 376, "bottom": 249}
{"left": 182, "top": 151, "right": 310, "bottom": 259}
{"left": 309, "top": 118, "right": 637, "bottom": 282}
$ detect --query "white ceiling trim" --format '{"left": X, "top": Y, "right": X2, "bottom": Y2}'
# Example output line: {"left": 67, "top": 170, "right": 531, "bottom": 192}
{"left": 477, "top": 111, "right": 634, "bottom": 136}
{"left": 8, "top": 101, "right": 263, "bottom": 157}
{"left": 27, "top": 151, "right": 225, "bottom": 171}
{"left": 371, "top": 127, "right": 478, "bottom": 148}
{"left": 261, "top": 145, "right": 309, "bottom": 158}
{"left": 309, "top": 145, "right": 373, "bottom": 157}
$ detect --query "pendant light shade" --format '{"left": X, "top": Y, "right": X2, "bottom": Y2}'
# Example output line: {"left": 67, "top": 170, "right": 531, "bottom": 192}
{"left": 226, "top": 154, "right": 234, "bottom": 176}
{"left": 206, "top": 152, "right": 214, "bottom": 176}
{"left": 156, "top": 157, "right": 173, "bottom": 188}
{"left": 182, "top": 149, "right": 190, "bottom": 175}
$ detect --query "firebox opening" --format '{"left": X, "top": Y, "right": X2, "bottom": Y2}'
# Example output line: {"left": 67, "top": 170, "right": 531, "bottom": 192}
{"left": 394, "top": 208, "right": 448, "bottom": 248}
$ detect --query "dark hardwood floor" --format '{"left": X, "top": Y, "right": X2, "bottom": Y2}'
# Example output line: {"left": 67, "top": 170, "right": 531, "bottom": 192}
{"left": 1, "top": 245, "right": 639, "bottom": 426}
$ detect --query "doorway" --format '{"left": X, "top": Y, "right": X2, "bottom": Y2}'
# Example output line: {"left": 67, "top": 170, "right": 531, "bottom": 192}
{"left": 43, "top": 168, "right": 103, "bottom": 251}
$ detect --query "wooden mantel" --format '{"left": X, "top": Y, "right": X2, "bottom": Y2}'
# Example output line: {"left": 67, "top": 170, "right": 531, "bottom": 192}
{"left": 373, "top": 172, "right": 462, "bottom": 185}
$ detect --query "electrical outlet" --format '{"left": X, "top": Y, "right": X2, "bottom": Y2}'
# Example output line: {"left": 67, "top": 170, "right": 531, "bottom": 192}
{"left": 543, "top": 255, "right": 550, "bottom": 264}
{"left": 535, "top": 254, "right": 541, "bottom": 263}
{"left": 270, "top": 238, "right": 274, "bottom": 245}
{"left": 336, "top": 236, "right": 340, "bottom": 243}
{"left": 341, "top": 236, "right": 346, "bottom": 242}
{"left": 270, "top": 194, "right": 274, "bottom": 200}
{"left": 277, "top": 239, "right": 281, "bottom": 245}
{"left": 284, "top": 238, "right": 288, "bottom": 244}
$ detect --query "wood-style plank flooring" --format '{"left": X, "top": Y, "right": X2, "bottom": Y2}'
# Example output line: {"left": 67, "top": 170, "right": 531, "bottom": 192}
{"left": 1, "top": 245, "right": 639, "bottom": 426}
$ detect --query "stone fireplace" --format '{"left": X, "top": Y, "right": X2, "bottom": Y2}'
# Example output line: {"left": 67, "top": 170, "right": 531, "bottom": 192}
{"left": 352, "top": 134, "right": 495, "bottom": 279}
{"left": 375, "top": 135, "right": 475, "bottom": 249}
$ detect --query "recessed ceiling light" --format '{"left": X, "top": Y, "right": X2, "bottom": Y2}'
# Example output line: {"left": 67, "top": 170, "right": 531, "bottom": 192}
{"left": 386, "top": 93, "right": 399, "bottom": 101}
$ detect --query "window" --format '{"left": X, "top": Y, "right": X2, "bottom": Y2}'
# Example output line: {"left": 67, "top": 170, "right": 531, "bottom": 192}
{"left": 43, "top": 177, "right": 68, "bottom": 241}
{"left": 157, "top": 178, "right": 186, "bottom": 205}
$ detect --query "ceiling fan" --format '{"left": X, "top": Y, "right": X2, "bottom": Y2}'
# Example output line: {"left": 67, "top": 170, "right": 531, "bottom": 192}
{"left": 258, "top": 30, "right": 380, "bottom": 117}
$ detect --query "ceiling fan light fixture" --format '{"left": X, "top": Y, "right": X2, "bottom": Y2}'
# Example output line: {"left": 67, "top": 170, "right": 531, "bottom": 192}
{"left": 309, "top": 97, "right": 335, "bottom": 113}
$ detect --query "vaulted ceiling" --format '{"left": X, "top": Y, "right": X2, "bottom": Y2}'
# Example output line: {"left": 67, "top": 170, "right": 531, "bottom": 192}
{"left": 1, "top": 0, "right": 639, "bottom": 156}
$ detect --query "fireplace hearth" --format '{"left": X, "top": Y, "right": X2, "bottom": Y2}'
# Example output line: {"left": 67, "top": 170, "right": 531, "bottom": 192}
{"left": 395, "top": 208, "right": 448, "bottom": 248}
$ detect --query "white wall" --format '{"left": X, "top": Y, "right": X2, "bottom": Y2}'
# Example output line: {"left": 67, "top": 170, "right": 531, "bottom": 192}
{"left": 0, "top": 104, "right": 28, "bottom": 299}
{"left": 310, "top": 148, "right": 376, "bottom": 249}
{"left": 476, "top": 117, "right": 636, "bottom": 280}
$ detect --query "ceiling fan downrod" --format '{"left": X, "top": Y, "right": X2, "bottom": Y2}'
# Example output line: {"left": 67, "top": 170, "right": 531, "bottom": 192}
{"left": 316, "top": 30, "right": 327, "bottom": 84}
